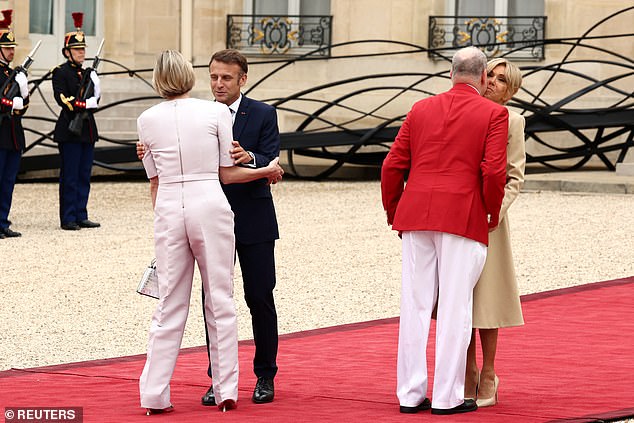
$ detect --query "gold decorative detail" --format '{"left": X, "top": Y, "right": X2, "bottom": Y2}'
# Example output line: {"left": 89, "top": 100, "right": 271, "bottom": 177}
{"left": 75, "top": 32, "right": 84, "bottom": 42}
{"left": 7, "top": 32, "right": 14, "bottom": 41}
{"left": 61, "top": 94, "right": 75, "bottom": 111}
{"left": 458, "top": 31, "right": 471, "bottom": 43}
{"left": 253, "top": 28, "right": 264, "bottom": 42}
{"left": 287, "top": 30, "right": 298, "bottom": 41}
{"left": 496, "top": 31, "right": 508, "bottom": 43}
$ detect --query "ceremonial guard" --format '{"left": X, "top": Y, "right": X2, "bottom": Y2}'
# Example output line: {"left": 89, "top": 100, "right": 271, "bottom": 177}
{"left": 0, "top": 10, "right": 29, "bottom": 238}
{"left": 52, "top": 12, "right": 100, "bottom": 230}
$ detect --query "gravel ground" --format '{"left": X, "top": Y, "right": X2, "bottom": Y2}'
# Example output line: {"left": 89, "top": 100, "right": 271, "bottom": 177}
{"left": 0, "top": 180, "right": 632, "bottom": 420}
{"left": 2, "top": 179, "right": 633, "bottom": 369}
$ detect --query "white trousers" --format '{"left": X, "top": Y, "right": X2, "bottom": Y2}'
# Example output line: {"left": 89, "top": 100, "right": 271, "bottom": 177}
{"left": 397, "top": 231, "right": 486, "bottom": 410}
{"left": 140, "top": 180, "right": 239, "bottom": 408}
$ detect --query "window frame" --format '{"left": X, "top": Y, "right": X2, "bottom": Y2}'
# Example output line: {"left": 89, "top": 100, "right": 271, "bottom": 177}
{"left": 28, "top": 0, "right": 104, "bottom": 71}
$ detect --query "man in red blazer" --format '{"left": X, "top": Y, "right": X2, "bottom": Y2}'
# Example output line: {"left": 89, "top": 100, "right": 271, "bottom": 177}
{"left": 381, "top": 46, "right": 508, "bottom": 415}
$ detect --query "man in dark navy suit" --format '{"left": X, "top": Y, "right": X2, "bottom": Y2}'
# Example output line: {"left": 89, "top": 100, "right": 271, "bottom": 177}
{"left": 139, "top": 49, "right": 281, "bottom": 405}
{"left": 204, "top": 49, "right": 280, "bottom": 405}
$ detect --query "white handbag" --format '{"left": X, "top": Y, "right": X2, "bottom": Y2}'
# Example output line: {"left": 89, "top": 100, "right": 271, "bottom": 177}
{"left": 137, "top": 258, "right": 159, "bottom": 299}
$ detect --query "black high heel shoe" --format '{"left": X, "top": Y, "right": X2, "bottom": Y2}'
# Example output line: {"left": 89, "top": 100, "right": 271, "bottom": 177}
{"left": 145, "top": 405, "right": 174, "bottom": 416}
{"left": 217, "top": 399, "right": 237, "bottom": 412}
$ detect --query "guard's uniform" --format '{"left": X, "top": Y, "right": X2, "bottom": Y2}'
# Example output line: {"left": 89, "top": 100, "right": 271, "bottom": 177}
{"left": 52, "top": 12, "right": 99, "bottom": 229}
{"left": 0, "top": 9, "right": 29, "bottom": 237}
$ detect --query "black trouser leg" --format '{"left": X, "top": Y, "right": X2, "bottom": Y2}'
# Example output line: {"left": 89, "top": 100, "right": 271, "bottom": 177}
{"left": 203, "top": 240, "right": 278, "bottom": 379}
{"left": 237, "top": 240, "right": 278, "bottom": 379}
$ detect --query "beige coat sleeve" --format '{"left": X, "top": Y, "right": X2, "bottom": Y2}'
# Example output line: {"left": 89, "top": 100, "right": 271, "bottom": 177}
{"left": 499, "top": 109, "right": 526, "bottom": 221}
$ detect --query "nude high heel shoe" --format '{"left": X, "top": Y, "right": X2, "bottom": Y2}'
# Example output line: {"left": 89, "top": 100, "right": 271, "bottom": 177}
{"left": 145, "top": 405, "right": 174, "bottom": 416}
{"left": 476, "top": 375, "right": 499, "bottom": 407}
{"left": 217, "top": 399, "right": 237, "bottom": 412}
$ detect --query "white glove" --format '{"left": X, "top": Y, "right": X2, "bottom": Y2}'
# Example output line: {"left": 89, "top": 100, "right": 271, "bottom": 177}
{"left": 14, "top": 72, "right": 28, "bottom": 98}
{"left": 89, "top": 71, "right": 101, "bottom": 99}
{"left": 11, "top": 96, "right": 23, "bottom": 111}
{"left": 85, "top": 96, "right": 98, "bottom": 109}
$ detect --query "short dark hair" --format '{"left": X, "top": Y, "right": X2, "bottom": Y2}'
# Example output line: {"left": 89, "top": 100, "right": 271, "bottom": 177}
{"left": 209, "top": 49, "right": 248, "bottom": 74}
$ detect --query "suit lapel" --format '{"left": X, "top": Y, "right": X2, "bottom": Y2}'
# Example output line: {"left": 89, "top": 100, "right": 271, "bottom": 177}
{"left": 233, "top": 95, "right": 249, "bottom": 140}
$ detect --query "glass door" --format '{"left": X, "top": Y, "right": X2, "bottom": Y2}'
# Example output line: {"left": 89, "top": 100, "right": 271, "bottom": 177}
{"left": 29, "top": 0, "right": 102, "bottom": 71}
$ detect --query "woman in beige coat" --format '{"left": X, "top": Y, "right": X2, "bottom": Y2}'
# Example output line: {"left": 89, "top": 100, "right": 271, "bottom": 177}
{"left": 464, "top": 58, "right": 525, "bottom": 407}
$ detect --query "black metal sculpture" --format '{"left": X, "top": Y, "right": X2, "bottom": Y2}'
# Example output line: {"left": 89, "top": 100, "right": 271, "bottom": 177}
{"left": 17, "top": 6, "right": 634, "bottom": 179}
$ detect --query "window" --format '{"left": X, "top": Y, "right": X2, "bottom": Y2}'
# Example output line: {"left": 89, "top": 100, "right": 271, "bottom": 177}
{"left": 65, "top": 0, "right": 97, "bottom": 35}
{"left": 429, "top": 0, "right": 545, "bottom": 60}
{"left": 452, "top": 0, "right": 544, "bottom": 16}
{"left": 30, "top": 0, "right": 97, "bottom": 35}
{"left": 28, "top": 0, "right": 103, "bottom": 70}
{"left": 299, "top": 1, "right": 330, "bottom": 16}
{"left": 29, "top": 0, "right": 54, "bottom": 34}
{"left": 229, "top": 0, "right": 332, "bottom": 56}
{"left": 248, "top": 0, "right": 330, "bottom": 15}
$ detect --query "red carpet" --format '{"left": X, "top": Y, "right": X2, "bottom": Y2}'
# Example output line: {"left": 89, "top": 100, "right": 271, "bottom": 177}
{"left": 2, "top": 277, "right": 633, "bottom": 422}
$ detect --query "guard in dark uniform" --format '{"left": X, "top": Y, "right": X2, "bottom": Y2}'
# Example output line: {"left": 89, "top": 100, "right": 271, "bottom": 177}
{"left": 0, "top": 9, "right": 29, "bottom": 238}
{"left": 52, "top": 12, "right": 100, "bottom": 230}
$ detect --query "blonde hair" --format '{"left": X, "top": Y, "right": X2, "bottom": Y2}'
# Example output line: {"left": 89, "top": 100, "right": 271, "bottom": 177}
{"left": 152, "top": 50, "right": 195, "bottom": 98}
{"left": 486, "top": 58, "right": 523, "bottom": 99}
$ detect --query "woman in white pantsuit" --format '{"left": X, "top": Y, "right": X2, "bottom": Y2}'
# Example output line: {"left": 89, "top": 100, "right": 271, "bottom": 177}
{"left": 137, "top": 50, "right": 283, "bottom": 415}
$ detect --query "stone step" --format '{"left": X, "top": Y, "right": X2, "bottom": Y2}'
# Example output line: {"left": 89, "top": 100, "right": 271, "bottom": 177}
{"left": 22, "top": 79, "right": 212, "bottom": 147}
{"left": 22, "top": 117, "right": 139, "bottom": 134}
{"left": 25, "top": 97, "right": 160, "bottom": 116}
{"left": 31, "top": 80, "right": 209, "bottom": 102}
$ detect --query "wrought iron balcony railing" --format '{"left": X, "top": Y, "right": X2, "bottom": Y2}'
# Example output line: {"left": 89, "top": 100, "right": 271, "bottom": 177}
{"left": 429, "top": 16, "right": 546, "bottom": 60}
{"left": 227, "top": 14, "right": 333, "bottom": 57}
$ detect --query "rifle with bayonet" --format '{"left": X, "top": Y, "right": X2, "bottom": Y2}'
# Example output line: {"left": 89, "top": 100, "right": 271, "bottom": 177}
{"left": 68, "top": 39, "right": 104, "bottom": 136}
{"left": 0, "top": 40, "right": 41, "bottom": 117}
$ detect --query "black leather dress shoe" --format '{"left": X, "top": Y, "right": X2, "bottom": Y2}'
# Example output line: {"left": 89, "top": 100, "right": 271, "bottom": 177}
{"left": 399, "top": 398, "right": 431, "bottom": 413}
{"left": 0, "top": 231, "right": 5, "bottom": 239}
{"left": 431, "top": 399, "right": 478, "bottom": 415}
{"left": 61, "top": 222, "right": 81, "bottom": 231}
{"left": 78, "top": 219, "right": 100, "bottom": 228}
{"left": 1, "top": 227, "right": 21, "bottom": 237}
{"left": 252, "top": 377, "right": 274, "bottom": 403}
{"left": 201, "top": 385, "right": 216, "bottom": 406}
